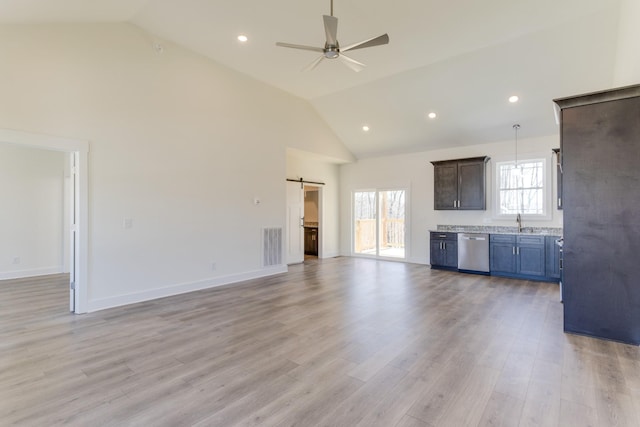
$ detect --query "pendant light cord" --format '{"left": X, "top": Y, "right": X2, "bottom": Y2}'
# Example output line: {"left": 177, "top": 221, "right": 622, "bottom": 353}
{"left": 513, "top": 124, "right": 523, "bottom": 215}
{"left": 513, "top": 124, "right": 520, "bottom": 168}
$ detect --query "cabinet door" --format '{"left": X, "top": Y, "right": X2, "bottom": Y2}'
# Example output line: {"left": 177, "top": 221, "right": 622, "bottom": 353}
{"left": 443, "top": 241, "right": 458, "bottom": 268}
{"left": 433, "top": 163, "right": 458, "bottom": 210}
{"left": 545, "top": 236, "right": 561, "bottom": 279}
{"left": 518, "top": 244, "right": 545, "bottom": 276}
{"left": 553, "top": 148, "right": 562, "bottom": 210}
{"left": 517, "top": 236, "right": 545, "bottom": 276}
{"left": 490, "top": 242, "right": 516, "bottom": 273}
{"left": 430, "top": 240, "right": 445, "bottom": 266}
{"left": 458, "top": 161, "right": 486, "bottom": 210}
{"left": 308, "top": 229, "right": 318, "bottom": 256}
{"left": 557, "top": 159, "right": 563, "bottom": 210}
{"left": 304, "top": 228, "right": 313, "bottom": 255}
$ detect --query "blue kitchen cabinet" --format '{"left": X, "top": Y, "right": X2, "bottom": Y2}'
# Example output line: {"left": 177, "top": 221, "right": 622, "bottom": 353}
{"left": 489, "top": 234, "right": 516, "bottom": 274}
{"left": 517, "top": 235, "right": 546, "bottom": 277}
{"left": 545, "top": 236, "right": 562, "bottom": 279}
{"left": 430, "top": 232, "right": 458, "bottom": 270}
{"left": 490, "top": 234, "right": 546, "bottom": 279}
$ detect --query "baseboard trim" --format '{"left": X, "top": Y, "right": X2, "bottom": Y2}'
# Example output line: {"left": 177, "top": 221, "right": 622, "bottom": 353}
{"left": 320, "top": 251, "right": 340, "bottom": 259}
{"left": 0, "top": 266, "right": 64, "bottom": 280}
{"left": 407, "top": 257, "right": 428, "bottom": 265}
{"left": 87, "top": 265, "right": 288, "bottom": 313}
{"left": 336, "top": 254, "right": 428, "bottom": 266}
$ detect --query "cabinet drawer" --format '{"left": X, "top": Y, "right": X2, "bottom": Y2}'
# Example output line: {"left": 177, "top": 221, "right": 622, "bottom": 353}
{"left": 490, "top": 234, "right": 515, "bottom": 243}
{"left": 517, "top": 235, "right": 545, "bottom": 245}
{"left": 430, "top": 232, "right": 457, "bottom": 241}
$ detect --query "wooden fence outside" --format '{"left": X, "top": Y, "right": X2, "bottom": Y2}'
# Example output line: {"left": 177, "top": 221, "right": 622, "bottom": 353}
{"left": 355, "top": 219, "right": 405, "bottom": 253}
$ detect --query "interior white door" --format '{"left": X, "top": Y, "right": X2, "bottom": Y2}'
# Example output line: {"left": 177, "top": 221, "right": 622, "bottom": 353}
{"left": 286, "top": 181, "right": 304, "bottom": 264}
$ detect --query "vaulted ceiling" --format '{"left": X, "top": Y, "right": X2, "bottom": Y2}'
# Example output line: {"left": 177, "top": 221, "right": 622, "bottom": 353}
{"left": 0, "top": 0, "right": 624, "bottom": 158}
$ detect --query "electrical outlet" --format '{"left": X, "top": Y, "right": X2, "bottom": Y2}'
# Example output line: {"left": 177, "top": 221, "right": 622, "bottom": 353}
{"left": 211, "top": 262, "right": 217, "bottom": 271}
{"left": 123, "top": 218, "right": 133, "bottom": 229}
{"left": 12, "top": 257, "right": 20, "bottom": 264}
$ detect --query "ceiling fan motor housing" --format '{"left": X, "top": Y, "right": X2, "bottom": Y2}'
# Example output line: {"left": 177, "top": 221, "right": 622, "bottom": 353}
{"left": 324, "top": 44, "right": 339, "bottom": 59}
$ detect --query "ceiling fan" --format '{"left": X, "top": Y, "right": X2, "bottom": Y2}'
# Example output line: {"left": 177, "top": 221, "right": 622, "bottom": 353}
{"left": 275, "top": 0, "right": 390, "bottom": 72}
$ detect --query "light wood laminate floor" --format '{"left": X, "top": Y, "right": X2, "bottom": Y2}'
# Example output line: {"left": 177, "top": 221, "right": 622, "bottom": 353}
{"left": 2, "top": 257, "right": 640, "bottom": 426}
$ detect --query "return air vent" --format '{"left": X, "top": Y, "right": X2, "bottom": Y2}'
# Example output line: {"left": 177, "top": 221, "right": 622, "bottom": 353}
{"left": 263, "top": 228, "right": 283, "bottom": 267}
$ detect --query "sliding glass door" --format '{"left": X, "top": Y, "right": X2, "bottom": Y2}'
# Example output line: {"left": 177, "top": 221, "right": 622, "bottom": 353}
{"left": 353, "top": 189, "right": 406, "bottom": 259}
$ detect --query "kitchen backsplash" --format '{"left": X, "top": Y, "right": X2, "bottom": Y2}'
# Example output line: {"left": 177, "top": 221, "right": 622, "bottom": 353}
{"left": 436, "top": 224, "right": 563, "bottom": 236}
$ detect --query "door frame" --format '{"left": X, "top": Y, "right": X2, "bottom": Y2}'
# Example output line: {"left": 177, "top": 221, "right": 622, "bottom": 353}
{"left": 0, "top": 128, "right": 89, "bottom": 314}
{"left": 303, "top": 184, "right": 323, "bottom": 258}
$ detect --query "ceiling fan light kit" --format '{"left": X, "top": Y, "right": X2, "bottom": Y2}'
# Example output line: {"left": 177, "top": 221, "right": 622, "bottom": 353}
{"left": 276, "top": 0, "right": 389, "bottom": 72}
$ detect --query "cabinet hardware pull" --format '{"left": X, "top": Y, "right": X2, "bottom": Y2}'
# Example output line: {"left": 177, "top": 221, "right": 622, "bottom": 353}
{"left": 512, "top": 247, "right": 516, "bottom": 255}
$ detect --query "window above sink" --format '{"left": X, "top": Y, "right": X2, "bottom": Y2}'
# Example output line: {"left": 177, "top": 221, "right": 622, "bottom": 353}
{"left": 494, "top": 158, "right": 552, "bottom": 220}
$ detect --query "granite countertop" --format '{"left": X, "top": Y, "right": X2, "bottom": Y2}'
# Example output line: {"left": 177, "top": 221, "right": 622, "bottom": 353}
{"left": 433, "top": 225, "right": 563, "bottom": 236}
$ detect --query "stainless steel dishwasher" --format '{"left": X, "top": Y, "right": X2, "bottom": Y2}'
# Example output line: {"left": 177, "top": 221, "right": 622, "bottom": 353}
{"left": 457, "top": 233, "right": 490, "bottom": 273}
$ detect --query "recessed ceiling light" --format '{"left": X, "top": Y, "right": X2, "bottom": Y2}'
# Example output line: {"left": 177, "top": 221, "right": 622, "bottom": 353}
{"left": 509, "top": 95, "right": 519, "bottom": 103}
{"left": 362, "top": 125, "right": 370, "bottom": 132}
{"left": 428, "top": 112, "right": 437, "bottom": 119}
{"left": 237, "top": 35, "right": 248, "bottom": 42}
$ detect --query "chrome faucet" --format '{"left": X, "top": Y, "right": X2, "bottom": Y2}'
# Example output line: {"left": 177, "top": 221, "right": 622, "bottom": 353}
{"left": 516, "top": 213, "right": 523, "bottom": 233}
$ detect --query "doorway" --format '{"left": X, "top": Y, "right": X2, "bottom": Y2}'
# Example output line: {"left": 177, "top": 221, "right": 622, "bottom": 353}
{"left": 0, "top": 128, "right": 88, "bottom": 313}
{"left": 353, "top": 189, "right": 407, "bottom": 259}
{"left": 286, "top": 180, "right": 323, "bottom": 264}
{"left": 303, "top": 186, "right": 320, "bottom": 259}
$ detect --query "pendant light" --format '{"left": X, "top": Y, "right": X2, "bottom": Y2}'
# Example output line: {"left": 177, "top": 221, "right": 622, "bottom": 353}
{"left": 512, "top": 124, "right": 525, "bottom": 221}
{"left": 512, "top": 124, "right": 521, "bottom": 176}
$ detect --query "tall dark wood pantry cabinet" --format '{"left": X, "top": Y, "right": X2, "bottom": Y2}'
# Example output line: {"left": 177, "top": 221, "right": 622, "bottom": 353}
{"left": 554, "top": 84, "right": 640, "bottom": 345}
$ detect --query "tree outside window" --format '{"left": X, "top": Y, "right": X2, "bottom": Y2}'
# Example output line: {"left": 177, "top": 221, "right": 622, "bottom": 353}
{"left": 497, "top": 160, "right": 545, "bottom": 215}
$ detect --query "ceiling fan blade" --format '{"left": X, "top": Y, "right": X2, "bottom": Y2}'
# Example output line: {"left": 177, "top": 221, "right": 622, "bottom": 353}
{"left": 323, "top": 15, "right": 338, "bottom": 45}
{"left": 276, "top": 42, "right": 324, "bottom": 53}
{"left": 339, "top": 54, "right": 366, "bottom": 72}
{"left": 341, "top": 33, "right": 390, "bottom": 52}
{"left": 302, "top": 55, "right": 325, "bottom": 72}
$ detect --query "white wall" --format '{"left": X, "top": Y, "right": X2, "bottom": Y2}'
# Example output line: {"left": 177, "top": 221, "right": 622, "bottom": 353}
{"left": 340, "top": 135, "right": 563, "bottom": 264}
{"left": 0, "top": 143, "right": 65, "bottom": 279}
{"left": 614, "top": 0, "right": 640, "bottom": 86}
{"left": 287, "top": 149, "right": 342, "bottom": 258}
{"left": 0, "top": 23, "right": 352, "bottom": 311}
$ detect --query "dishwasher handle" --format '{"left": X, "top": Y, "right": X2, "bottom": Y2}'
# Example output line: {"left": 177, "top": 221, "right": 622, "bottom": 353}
{"left": 461, "top": 236, "right": 486, "bottom": 241}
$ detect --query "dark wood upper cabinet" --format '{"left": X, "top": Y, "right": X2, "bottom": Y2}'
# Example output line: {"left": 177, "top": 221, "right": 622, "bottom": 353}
{"left": 554, "top": 84, "right": 640, "bottom": 345}
{"left": 552, "top": 148, "right": 563, "bottom": 210}
{"left": 432, "top": 156, "right": 489, "bottom": 210}
{"left": 433, "top": 162, "right": 458, "bottom": 209}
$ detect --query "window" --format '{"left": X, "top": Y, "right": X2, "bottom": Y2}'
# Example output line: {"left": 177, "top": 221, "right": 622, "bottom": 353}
{"left": 353, "top": 189, "right": 406, "bottom": 259}
{"left": 496, "top": 159, "right": 547, "bottom": 217}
